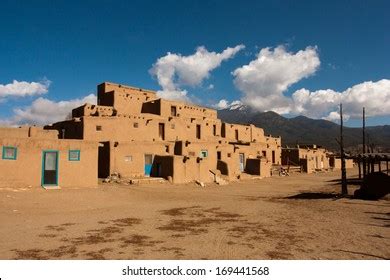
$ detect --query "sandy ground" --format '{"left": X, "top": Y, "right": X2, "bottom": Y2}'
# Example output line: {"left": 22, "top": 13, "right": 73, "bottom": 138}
{"left": 0, "top": 168, "right": 389, "bottom": 260}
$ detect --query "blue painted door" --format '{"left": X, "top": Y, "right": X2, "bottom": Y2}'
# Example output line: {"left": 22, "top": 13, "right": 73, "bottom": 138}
{"left": 144, "top": 154, "right": 153, "bottom": 176}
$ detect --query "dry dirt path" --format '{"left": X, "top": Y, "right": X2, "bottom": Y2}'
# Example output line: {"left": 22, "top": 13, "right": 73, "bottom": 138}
{"left": 0, "top": 168, "right": 389, "bottom": 259}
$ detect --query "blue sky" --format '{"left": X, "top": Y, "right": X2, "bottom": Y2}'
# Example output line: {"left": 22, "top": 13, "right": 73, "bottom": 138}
{"left": 0, "top": 0, "right": 389, "bottom": 127}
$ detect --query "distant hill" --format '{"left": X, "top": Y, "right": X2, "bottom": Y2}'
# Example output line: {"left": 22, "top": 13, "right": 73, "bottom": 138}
{"left": 217, "top": 106, "right": 390, "bottom": 152}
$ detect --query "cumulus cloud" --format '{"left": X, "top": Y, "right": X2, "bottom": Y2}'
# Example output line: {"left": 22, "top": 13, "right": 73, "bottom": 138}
{"left": 232, "top": 45, "right": 390, "bottom": 121}
{"left": 150, "top": 45, "right": 245, "bottom": 101}
{"left": 2, "top": 94, "right": 96, "bottom": 126}
{"left": 213, "top": 99, "right": 242, "bottom": 110}
{"left": 233, "top": 45, "right": 320, "bottom": 114}
{"left": 291, "top": 79, "right": 390, "bottom": 120}
{"left": 0, "top": 79, "right": 51, "bottom": 98}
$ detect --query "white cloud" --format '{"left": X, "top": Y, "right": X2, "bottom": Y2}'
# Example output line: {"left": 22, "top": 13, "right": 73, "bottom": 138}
{"left": 2, "top": 94, "right": 96, "bottom": 126}
{"left": 323, "top": 111, "right": 343, "bottom": 122}
{"left": 291, "top": 88, "right": 340, "bottom": 118}
{"left": 292, "top": 79, "right": 390, "bottom": 120}
{"left": 213, "top": 99, "right": 242, "bottom": 110}
{"left": 150, "top": 45, "right": 245, "bottom": 101}
{"left": 214, "top": 99, "right": 229, "bottom": 109}
{"left": 233, "top": 45, "right": 320, "bottom": 114}
{"left": 0, "top": 79, "right": 51, "bottom": 98}
{"left": 232, "top": 45, "right": 390, "bottom": 121}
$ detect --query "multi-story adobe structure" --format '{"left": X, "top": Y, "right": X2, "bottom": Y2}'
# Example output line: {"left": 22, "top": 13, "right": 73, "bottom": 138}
{"left": 45, "top": 82, "right": 282, "bottom": 184}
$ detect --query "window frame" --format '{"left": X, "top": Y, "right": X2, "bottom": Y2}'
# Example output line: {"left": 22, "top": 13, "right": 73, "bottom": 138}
{"left": 124, "top": 155, "right": 133, "bottom": 162}
{"left": 200, "top": 149, "right": 208, "bottom": 158}
{"left": 2, "top": 146, "right": 17, "bottom": 160}
{"left": 68, "top": 150, "right": 81, "bottom": 161}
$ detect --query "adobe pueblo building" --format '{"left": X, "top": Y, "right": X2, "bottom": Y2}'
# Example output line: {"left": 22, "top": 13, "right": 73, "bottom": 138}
{"left": 281, "top": 144, "right": 354, "bottom": 173}
{"left": 46, "top": 82, "right": 282, "bottom": 185}
{"left": 0, "top": 82, "right": 286, "bottom": 189}
{"left": 0, "top": 126, "right": 97, "bottom": 188}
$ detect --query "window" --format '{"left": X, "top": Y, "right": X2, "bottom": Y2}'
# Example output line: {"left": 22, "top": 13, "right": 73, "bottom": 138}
{"left": 235, "top": 129, "right": 239, "bottom": 141}
{"left": 196, "top": 124, "right": 201, "bottom": 139}
{"left": 200, "top": 150, "right": 208, "bottom": 158}
{"left": 68, "top": 150, "right": 80, "bottom": 161}
{"left": 213, "top": 124, "right": 217, "bottom": 136}
{"left": 217, "top": 151, "right": 221, "bottom": 160}
{"left": 96, "top": 125, "right": 102, "bottom": 131}
{"left": 133, "top": 122, "right": 139, "bottom": 128}
{"left": 2, "top": 146, "right": 17, "bottom": 160}
{"left": 221, "top": 124, "right": 226, "bottom": 138}
{"left": 171, "top": 106, "right": 177, "bottom": 116}
{"left": 158, "top": 123, "right": 165, "bottom": 140}
{"left": 124, "top": 155, "right": 132, "bottom": 162}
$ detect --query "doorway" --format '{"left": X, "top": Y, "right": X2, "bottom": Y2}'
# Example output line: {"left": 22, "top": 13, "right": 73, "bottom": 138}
{"left": 159, "top": 123, "right": 165, "bottom": 140}
{"left": 42, "top": 151, "right": 59, "bottom": 186}
{"left": 239, "top": 153, "right": 245, "bottom": 172}
{"left": 98, "top": 142, "right": 110, "bottom": 178}
{"left": 144, "top": 154, "right": 153, "bottom": 176}
{"left": 196, "top": 124, "right": 201, "bottom": 139}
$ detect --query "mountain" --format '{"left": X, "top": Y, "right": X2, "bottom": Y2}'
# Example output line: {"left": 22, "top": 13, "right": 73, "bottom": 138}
{"left": 217, "top": 106, "right": 390, "bottom": 152}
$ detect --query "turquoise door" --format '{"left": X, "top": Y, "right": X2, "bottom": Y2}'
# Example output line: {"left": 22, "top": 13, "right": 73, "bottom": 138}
{"left": 144, "top": 154, "right": 153, "bottom": 176}
{"left": 42, "top": 151, "right": 59, "bottom": 186}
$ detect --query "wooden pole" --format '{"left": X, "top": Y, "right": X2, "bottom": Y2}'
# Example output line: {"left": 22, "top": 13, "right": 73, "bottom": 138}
{"left": 358, "top": 160, "right": 361, "bottom": 179}
{"left": 340, "top": 104, "right": 348, "bottom": 195}
{"left": 362, "top": 107, "right": 366, "bottom": 179}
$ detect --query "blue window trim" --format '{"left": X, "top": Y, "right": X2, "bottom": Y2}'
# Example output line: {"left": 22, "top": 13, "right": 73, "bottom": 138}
{"left": 200, "top": 150, "right": 208, "bottom": 158}
{"left": 68, "top": 150, "right": 80, "bottom": 161}
{"left": 41, "top": 150, "right": 59, "bottom": 187}
{"left": 2, "top": 146, "right": 17, "bottom": 160}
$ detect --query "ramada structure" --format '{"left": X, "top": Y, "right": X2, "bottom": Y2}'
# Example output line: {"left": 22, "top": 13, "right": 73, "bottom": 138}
{"left": 0, "top": 82, "right": 352, "bottom": 189}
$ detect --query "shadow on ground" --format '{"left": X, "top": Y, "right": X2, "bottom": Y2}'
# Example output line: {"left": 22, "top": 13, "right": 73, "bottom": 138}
{"left": 285, "top": 192, "right": 343, "bottom": 200}
{"left": 327, "top": 178, "right": 363, "bottom": 186}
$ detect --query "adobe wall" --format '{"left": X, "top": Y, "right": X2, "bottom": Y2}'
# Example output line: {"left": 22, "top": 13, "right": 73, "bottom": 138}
{"left": 172, "top": 155, "right": 212, "bottom": 183}
{"left": 0, "top": 126, "right": 58, "bottom": 139}
{"left": 299, "top": 158, "right": 316, "bottom": 174}
{"left": 72, "top": 103, "right": 115, "bottom": 118}
{"left": 245, "top": 158, "right": 272, "bottom": 177}
{"left": 222, "top": 123, "right": 253, "bottom": 142}
{"left": 0, "top": 137, "right": 98, "bottom": 188}
{"left": 281, "top": 149, "right": 300, "bottom": 165}
{"left": 265, "top": 136, "right": 281, "bottom": 165}
{"left": 331, "top": 158, "right": 354, "bottom": 169}
{"left": 298, "top": 148, "right": 330, "bottom": 170}
{"left": 77, "top": 115, "right": 223, "bottom": 143}
{"left": 159, "top": 99, "right": 218, "bottom": 119}
{"left": 108, "top": 141, "right": 175, "bottom": 178}
{"left": 97, "top": 82, "right": 157, "bottom": 115}
{"left": 47, "top": 119, "right": 84, "bottom": 139}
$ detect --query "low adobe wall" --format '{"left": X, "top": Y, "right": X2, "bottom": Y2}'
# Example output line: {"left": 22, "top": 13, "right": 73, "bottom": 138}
{"left": 0, "top": 138, "right": 98, "bottom": 188}
{"left": 246, "top": 158, "right": 271, "bottom": 177}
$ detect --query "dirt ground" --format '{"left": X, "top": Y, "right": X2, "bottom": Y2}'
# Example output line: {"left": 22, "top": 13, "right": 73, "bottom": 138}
{"left": 0, "top": 168, "right": 389, "bottom": 260}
